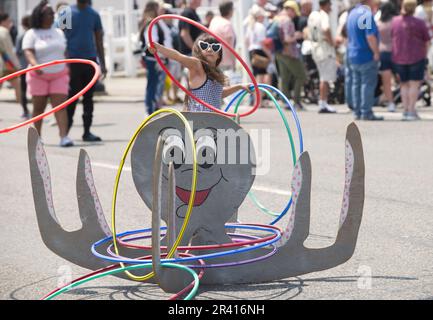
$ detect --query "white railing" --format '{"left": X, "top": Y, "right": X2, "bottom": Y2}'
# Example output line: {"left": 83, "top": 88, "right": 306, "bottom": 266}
{"left": 100, "top": 7, "right": 142, "bottom": 77}
{"left": 99, "top": 2, "right": 248, "bottom": 78}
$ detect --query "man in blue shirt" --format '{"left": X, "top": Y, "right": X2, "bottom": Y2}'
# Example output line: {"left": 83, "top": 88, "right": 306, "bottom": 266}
{"left": 347, "top": 0, "right": 383, "bottom": 121}
{"left": 64, "top": 0, "right": 107, "bottom": 141}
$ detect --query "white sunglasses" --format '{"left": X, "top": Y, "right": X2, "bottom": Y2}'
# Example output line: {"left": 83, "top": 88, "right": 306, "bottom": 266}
{"left": 198, "top": 41, "right": 222, "bottom": 53}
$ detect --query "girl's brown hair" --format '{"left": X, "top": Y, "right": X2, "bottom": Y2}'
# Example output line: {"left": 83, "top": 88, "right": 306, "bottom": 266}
{"left": 192, "top": 34, "right": 228, "bottom": 86}
{"left": 139, "top": 1, "right": 159, "bottom": 40}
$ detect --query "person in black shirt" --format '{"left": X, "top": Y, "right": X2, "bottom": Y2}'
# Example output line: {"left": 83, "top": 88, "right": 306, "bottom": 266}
{"left": 294, "top": 0, "right": 312, "bottom": 44}
{"left": 179, "top": 0, "right": 203, "bottom": 55}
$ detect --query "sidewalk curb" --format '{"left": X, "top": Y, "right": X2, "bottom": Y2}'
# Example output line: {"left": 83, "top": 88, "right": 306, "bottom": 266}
{"left": 1, "top": 96, "right": 144, "bottom": 104}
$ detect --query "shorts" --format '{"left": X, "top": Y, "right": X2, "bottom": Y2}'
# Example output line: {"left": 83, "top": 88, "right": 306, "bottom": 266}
{"left": 27, "top": 67, "right": 69, "bottom": 96}
{"left": 315, "top": 58, "right": 337, "bottom": 82}
{"left": 393, "top": 59, "right": 426, "bottom": 82}
{"left": 379, "top": 51, "right": 392, "bottom": 71}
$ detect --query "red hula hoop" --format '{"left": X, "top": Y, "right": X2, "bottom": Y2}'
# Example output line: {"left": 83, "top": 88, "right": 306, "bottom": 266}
{"left": 147, "top": 14, "right": 261, "bottom": 118}
{"left": 0, "top": 59, "right": 100, "bottom": 134}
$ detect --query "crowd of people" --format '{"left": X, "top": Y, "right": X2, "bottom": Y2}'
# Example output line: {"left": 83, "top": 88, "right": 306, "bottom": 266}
{"left": 0, "top": 0, "right": 105, "bottom": 147}
{"left": 145, "top": 0, "right": 433, "bottom": 121}
{"left": 1, "top": 0, "right": 432, "bottom": 148}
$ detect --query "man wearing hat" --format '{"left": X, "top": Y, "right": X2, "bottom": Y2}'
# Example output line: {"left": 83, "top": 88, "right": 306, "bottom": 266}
{"left": 307, "top": 0, "right": 338, "bottom": 113}
{"left": 274, "top": 1, "right": 307, "bottom": 110}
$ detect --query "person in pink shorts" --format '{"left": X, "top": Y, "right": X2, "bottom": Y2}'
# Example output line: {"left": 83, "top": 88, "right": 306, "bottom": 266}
{"left": 23, "top": 0, "right": 73, "bottom": 147}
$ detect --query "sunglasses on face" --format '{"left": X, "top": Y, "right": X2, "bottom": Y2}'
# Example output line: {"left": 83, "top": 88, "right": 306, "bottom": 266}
{"left": 198, "top": 41, "right": 222, "bottom": 53}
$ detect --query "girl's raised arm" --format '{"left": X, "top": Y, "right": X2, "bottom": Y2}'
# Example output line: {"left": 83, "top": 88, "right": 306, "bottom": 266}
{"left": 149, "top": 43, "right": 201, "bottom": 71}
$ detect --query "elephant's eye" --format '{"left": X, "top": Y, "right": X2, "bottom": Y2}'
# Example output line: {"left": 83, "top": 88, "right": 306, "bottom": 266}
{"left": 162, "top": 135, "right": 185, "bottom": 169}
{"left": 196, "top": 135, "right": 217, "bottom": 169}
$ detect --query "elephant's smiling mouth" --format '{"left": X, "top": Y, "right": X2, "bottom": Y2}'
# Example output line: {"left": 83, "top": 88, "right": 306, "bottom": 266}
{"left": 175, "top": 170, "right": 227, "bottom": 207}
{"left": 176, "top": 186, "right": 212, "bottom": 206}
{"left": 161, "top": 168, "right": 229, "bottom": 218}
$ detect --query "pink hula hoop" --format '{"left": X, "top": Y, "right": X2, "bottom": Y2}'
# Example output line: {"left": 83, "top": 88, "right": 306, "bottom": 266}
{"left": 147, "top": 14, "right": 261, "bottom": 118}
{"left": 0, "top": 59, "right": 100, "bottom": 134}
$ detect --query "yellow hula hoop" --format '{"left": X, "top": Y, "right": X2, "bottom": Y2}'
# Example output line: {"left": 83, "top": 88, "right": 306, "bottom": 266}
{"left": 111, "top": 108, "right": 197, "bottom": 281}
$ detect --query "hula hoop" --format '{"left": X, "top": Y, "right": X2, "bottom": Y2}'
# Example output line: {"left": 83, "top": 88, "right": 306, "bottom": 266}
{"left": 115, "top": 230, "right": 265, "bottom": 250}
{"left": 230, "top": 86, "right": 295, "bottom": 218}
{"left": 0, "top": 59, "right": 100, "bottom": 134}
{"left": 147, "top": 14, "right": 260, "bottom": 118}
{"left": 116, "top": 223, "right": 278, "bottom": 251}
{"left": 106, "top": 234, "right": 278, "bottom": 269}
{"left": 42, "top": 262, "right": 201, "bottom": 300}
{"left": 103, "top": 228, "right": 278, "bottom": 268}
{"left": 92, "top": 224, "right": 281, "bottom": 266}
{"left": 107, "top": 227, "right": 279, "bottom": 268}
{"left": 111, "top": 108, "right": 197, "bottom": 282}
{"left": 225, "top": 84, "right": 304, "bottom": 225}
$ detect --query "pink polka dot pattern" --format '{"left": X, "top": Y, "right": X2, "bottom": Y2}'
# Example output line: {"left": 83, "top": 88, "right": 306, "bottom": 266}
{"left": 276, "top": 160, "right": 302, "bottom": 248}
{"left": 35, "top": 140, "right": 59, "bottom": 224}
{"left": 339, "top": 140, "right": 354, "bottom": 229}
{"left": 84, "top": 155, "right": 111, "bottom": 236}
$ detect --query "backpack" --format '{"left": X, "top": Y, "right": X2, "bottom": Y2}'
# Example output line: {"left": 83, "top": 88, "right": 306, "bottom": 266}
{"left": 266, "top": 20, "right": 283, "bottom": 53}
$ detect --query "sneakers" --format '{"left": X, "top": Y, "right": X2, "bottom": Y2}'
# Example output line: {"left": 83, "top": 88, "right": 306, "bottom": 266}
{"left": 60, "top": 136, "right": 74, "bottom": 147}
{"left": 402, "top": 112, "right": 421, "bottom": 121}
{"left": 82, "top": 132, "right": 102, "bottom": 142}
{"left": 318, "top": 102, "right": 337, "bottom": 114}
{"left": 387, "top": 102, "right": 396, "bottom": 113}
{"left": 319, "top": 106, "right": 337, "bottom": 114}
{"left": 361, "top": 114, "right": 384, "bottom": 121}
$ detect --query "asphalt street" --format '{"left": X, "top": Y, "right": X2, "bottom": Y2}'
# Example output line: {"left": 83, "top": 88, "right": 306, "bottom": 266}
{"left": 0, "top": 99, "right": 432, "bottom": 300}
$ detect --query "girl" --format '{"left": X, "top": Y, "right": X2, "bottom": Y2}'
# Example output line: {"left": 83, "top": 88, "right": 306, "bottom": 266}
{"left": 149, "top": 33, "right": 252, "bottom": 112}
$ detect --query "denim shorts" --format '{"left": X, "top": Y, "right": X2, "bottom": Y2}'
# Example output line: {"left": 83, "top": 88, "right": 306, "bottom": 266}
{"left": 393, "top": 59, "right": 426, "bottom": 82}
{"left": 379, "top": 51, "right": 392, "bottom": 71}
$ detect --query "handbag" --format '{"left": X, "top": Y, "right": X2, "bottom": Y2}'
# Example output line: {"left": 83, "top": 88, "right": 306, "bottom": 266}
{"left": 1, "top": 52, "right": 17, "bottom": 75}
{"left": 251, "top": 53, "right": 270, "bottom": 69}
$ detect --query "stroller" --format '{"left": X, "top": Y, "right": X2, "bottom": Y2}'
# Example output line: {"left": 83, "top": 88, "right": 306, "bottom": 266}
{"left": 374, "top": 72, "right": 431, "bottom": 108}
{"left": 302, "top": 54, "right": 320, "bottom": 104}
{"left": 302, "top": 53, "right": 346, "bottom": 105}
{"left": 391, "top": 81, "right": 431, "bottom": 107}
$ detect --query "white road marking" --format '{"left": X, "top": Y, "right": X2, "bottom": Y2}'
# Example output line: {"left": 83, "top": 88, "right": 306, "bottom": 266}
{"left": 250, "top": 185, "right": 291, "bottom": 196}
{"left": 92, "top": 162, "right": 131, "bottom": 172}
{"left": 92, "top": 162, "right": 291, "bottom": 196}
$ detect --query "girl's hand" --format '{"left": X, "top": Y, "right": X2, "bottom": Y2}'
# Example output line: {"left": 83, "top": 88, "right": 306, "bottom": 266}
{"left": 33, "top": 66, "right": 43, "bottom": 75}
{"left": 148, "top": 45, "right": 157, "bottom": 55}
{"left": 241, "top": 84, "right": 253, "bottom": 93}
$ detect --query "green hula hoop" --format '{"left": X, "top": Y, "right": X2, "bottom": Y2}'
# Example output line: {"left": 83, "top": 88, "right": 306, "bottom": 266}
{"left": 44, "top": 263, "right": 199, "bottom": 301}
{"left": 234, "top": 88, "right": 296, "bottom": 217}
